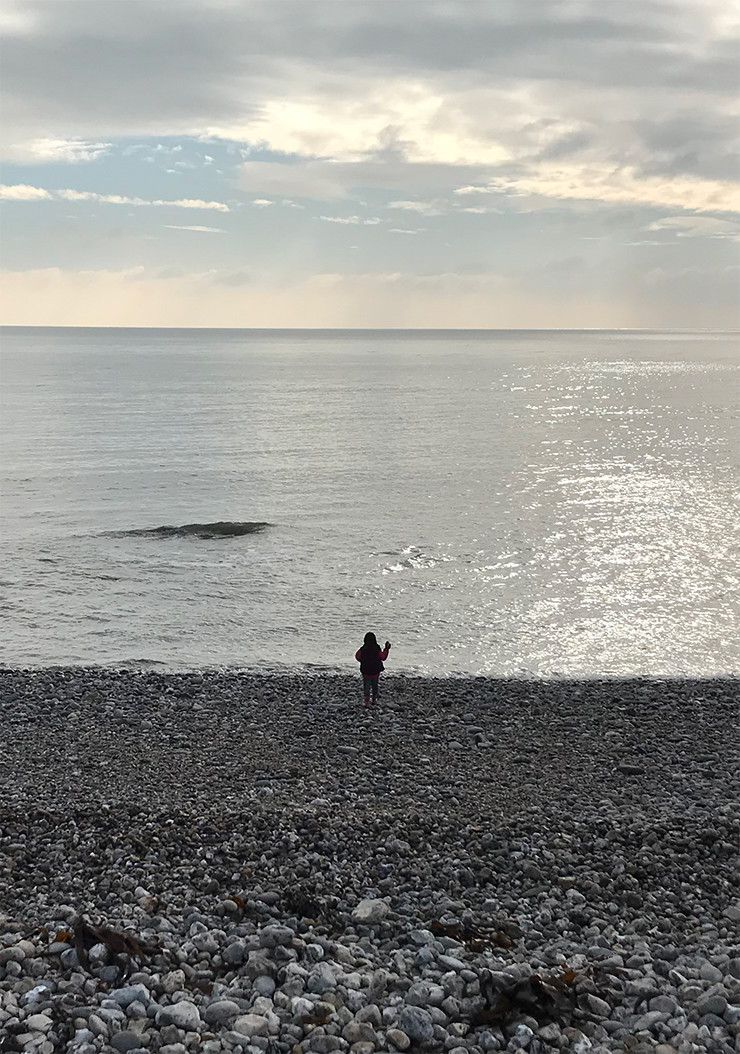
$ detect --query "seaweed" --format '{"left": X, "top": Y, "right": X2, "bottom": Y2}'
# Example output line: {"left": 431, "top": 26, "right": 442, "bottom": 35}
{"left": 476, "top": 965, "right": 595, "bottom": 1027}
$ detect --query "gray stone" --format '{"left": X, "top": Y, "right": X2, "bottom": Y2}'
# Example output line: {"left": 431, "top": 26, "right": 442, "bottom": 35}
{"left": 397, "top": 1006, "right": 434, "bottom": 1045}
{"left": 222, "top": 941, "right": 245, "bottom": 965}
{"left": 203, "top": 1000, "right": 241, "bottom": 1026}
{"left": 633, "top": 1010, "right": 665, "bottom": 1030}
{"left": 110, "top": 985, "right": 150, "bottom": 1008}
{"left": 342, "top": 1021, "right": 376, "bottom": 1044}
{"left": 159, "top": 1000, "right": 202, "bottom": 1031}
{"left": 232, "top": 1013, "right": 269, "bottom": 1038}
{"left": 699, "top": 961, "right": 723, "bottom": 983}
{"left": 111, "top": 1031, "right": 142, "bottom": 1053}
{"left": 246, "top": 949, "right": 277, "bottom": 979}
{"left": 25, "top": 1013, "right": 52, "bottom": 1033}
{"left": 352, "top": 899, "right": 389, "bottom": 924}
{"left": 696, "top": 993, "right": 728, "bottom": 1016}
{"left": 386, "top": 1028, "right": 411, "bottom": 1051}
{"left": 586, "top": 994, "right": 611, "bottom": 1017}
{"left": 259, "top": 925, "right": 294, "bottom": 948}
{"left": 649, "top": 995, "right": 678, "bottom": 1015}
{"left": 356, "top": 1004, "right": 383, "bottom": 1028}
{"left": 252, "top": 975, "right": 276, "bottom": 997}
{"left": 308, "top": 961, "right": 338, "bottom": 994}
{"left": 722, "top": 905, "right": 740, "bottom": 923}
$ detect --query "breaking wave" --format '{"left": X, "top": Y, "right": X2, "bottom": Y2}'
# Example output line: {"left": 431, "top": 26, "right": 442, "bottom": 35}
{"left": 114, "top": 521, "right": 270, "bottom": 540}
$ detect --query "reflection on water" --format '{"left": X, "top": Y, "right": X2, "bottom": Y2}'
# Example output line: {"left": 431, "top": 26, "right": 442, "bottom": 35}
{"left": 0, "top": 327, "right": 738, "bottom": 675}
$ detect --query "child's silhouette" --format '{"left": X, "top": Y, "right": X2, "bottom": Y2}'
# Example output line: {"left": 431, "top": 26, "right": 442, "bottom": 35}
{"left": 355, "top": 632, "right": 391, "bottom": 706}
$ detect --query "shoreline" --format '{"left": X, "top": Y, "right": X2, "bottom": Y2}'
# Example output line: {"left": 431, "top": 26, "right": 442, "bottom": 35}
{"left": 1, "top": 668, "right": 738, "bottom": 1053}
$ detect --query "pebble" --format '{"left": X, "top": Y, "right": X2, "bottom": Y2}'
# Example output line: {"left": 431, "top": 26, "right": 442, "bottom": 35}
{"left": 0, "top": 669, "right": 737, "bottom": 1054}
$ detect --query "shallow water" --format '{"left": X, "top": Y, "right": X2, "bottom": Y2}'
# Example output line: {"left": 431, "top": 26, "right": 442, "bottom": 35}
{"left": 1, "top": 327, "right": 738, "bottom": 675}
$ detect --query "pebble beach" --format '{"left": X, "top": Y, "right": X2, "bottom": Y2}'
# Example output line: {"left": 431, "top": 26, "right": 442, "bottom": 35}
{"left": 1, "top": 669, "right": 738, "bottom": 1054}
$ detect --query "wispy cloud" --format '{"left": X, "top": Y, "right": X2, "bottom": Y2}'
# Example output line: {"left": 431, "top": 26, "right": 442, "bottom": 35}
{"left": 319, "top": 215, "right": 382, "bottom": 225}
{"left": 455, "top": 165, "right": 739, "bottom": 214}
{"left": 647, "top": 215, "right": 740, "bottom": 239}
{"left": 164, "top": 224, "right": 226, "bottom": 233}
{"left": 4, "top": 137, "right": 111, "bottom": 163}
{"left": 388, "top": 200, "right": 444, "bottom": 216}
{"left": 0, "top": 185, "right": 229, "bottom": 210}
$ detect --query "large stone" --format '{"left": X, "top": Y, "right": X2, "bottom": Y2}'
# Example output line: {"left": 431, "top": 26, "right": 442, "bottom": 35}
{"left": 307, "top": 961, "right": 338, "bottom": 994}
{"left": 110, "top": 985, "right": 150, "bottom": 1008}
{"left": 352, "top": 899, "right": 390, "bottom": 924}
{"left": 232, "top": 1013, "right": 269, "bottom": 1038}
{"left": 161, "top": 970, "right": 187, "bottom": 994}
{"left": 25, "top": 1013, "right": 52, "bottom": 1033}
{"left": 397, "top": 1006, "right": 434, "bottom": 1045}
{"left": 203, "top": 1000, "right": 241, "bottom": 1026}
{"left": 342, "top": 1021, "right": 376, "bottom": 1044}
{"left": 110, "top": 1031, "right": 142, "bottom": 1053}
{"left": 259, "top": 925, "right": 294, "bottom": 948}
{"left": 696, "top": 993, "right": 728, "bottom": 1016}
{"left": 386, "top": 1029, "right": 410, "bottom": 1051}
{"left": 245, "top": 949, "right": 277, "bottom": 979}
{"left": 159, "top": 1000, "right": 202, "bottom": 1031}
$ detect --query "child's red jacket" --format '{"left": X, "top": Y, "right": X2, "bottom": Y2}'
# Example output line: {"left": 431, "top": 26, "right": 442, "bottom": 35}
{"left": 355, "top": 644, "right": 390, "bottom": 678}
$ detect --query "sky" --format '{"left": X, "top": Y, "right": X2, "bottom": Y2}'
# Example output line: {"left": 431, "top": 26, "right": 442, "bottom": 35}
{"left": 0, "top": 0, "right": 738, "bottom": 328}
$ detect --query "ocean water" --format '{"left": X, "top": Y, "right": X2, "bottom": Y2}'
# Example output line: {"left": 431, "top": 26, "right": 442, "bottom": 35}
{"left": 1, "top": 327, "right": 738, "bottom": 676}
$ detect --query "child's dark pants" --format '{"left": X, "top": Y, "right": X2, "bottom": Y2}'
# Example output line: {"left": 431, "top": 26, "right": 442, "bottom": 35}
{"left": 363, "top": 677, "right": 379, "bottom": 700}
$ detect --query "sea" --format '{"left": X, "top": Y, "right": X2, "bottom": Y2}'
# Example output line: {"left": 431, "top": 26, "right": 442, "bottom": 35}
{"left": 1, "top": 327, "right": 738, "bottom": 677}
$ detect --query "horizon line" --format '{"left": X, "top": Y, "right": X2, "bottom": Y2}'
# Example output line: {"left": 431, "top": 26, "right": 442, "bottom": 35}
{"left": 2, "top": 325, "right": 738, "bottom": 334}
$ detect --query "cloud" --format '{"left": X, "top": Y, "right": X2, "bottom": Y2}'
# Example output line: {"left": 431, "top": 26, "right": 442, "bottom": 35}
{"left": 0, "top": 184, "right": 230, "bottom": 210}
{"left": 3, "top": 1, "right": 736, "bottom": 218}
{"left": 388, "top": 200, "right": 444, "bottom": 216}
{"left": 389, "top": 228, "right": 422, "bottom": 234}
{"left": 251, "top": 198, "right": 273, "bottom": 206}
{"left": 455, "top": 165, "right": 739, "bottom": 213}
{"left": 319, "top": 215, "right": 382, "bottom": 225}
{"left": 3, "top": 136, "right": 110, "bottom": 163}
{"left": 164, "top": 224, "right": 226, "bottom": 233}
{"left": 647, "top": 215, "right": 740, "bottom": 238}
{"left": 0, "top": 183, "right": 52, "bottom": 200}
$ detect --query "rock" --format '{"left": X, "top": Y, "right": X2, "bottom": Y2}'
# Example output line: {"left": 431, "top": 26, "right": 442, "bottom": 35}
{"left": 633, "top": 1010, "right": 665, "bottom": 1030}
{"left": 699, "top": 961, "right": 724, "bottom": 983}
{"left": 397, "top": 1006, "right": 434, "bottom": 1045}
{"left": 696, "top": 993, "right": 728, "bottom": 1016}
{"left": 342, "top": 1021, "right": 376, "bottom": 1044}
{"left": 110, "top": 985, "right": 150, "bottom": 1008}
{"left": 259, "top": 925, "right": 294, "bottom": 948}
{"left": 722, "top": 904, "right": 740, "bottom": 922}
{"left": 161, "top": 970, "right": 187, "bottom": 994}
{"left": 110, "top": 1031, "right": 142, "bottom": 1053}
{"left": 159, "top": 1000, "right": 202, "bottom": 1031}
{"left": 25, "top": 1013, "right": 52, "bottom": 1032}
{"left": 386, "top": 1028, "right": 411, "bottom": 1050}
{"left": 308, "top": 961, "right": 337, "bottom": 993}
{"left": 617, "top": 763, "right": 645, "bottom": 775}
{"left": 356, "top": 1004, "right": 383, "bottom": 1028}
{"left": 233, "top": 1013, "right": 269, "bottom": 1038}
{"left": 586, "top": 994, "right": 611, "bottom": 1017}
{"left": 352, "top": 899, "right": 390, "bottom": 924}
{"left": 203, "top": 1000, "right": 241, "bottom": 1026}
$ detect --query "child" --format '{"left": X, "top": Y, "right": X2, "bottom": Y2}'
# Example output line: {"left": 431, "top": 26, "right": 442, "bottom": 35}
{"left": 355, "top": 632, "right": 391, "bottom": 706}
